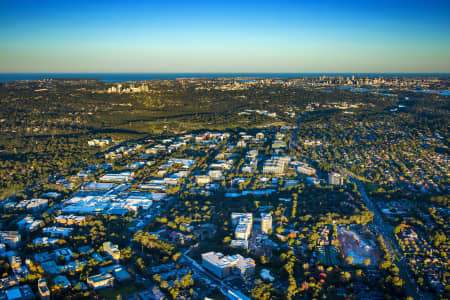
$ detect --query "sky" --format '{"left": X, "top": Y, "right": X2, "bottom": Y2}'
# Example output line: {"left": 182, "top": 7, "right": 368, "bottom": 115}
{"left": 1, "top": 0, "right": 450, "bottom": 73}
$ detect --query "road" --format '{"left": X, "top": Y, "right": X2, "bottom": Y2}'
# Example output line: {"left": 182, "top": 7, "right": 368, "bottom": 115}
{"left": 350, "top": 177, "right": 421, "bottom": 300}
{"left": 288, "top": 112, "right": 307, "bottom": 152}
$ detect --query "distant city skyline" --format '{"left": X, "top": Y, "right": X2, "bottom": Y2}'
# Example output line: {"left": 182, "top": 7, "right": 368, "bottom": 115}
{"left": 1, "top": 0, "right": 450, "bottom": 73}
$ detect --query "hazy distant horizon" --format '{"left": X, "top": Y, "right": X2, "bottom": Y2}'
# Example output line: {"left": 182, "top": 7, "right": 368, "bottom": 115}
{"left": 1, "top": 72, "right": 450, "bottom": 83}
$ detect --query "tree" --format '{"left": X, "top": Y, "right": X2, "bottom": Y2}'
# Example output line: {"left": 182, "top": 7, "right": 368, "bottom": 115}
{"left": 392, "top": 276, "right": 404, "bottom": 288}
{"left": 178, "top": 274, "right": 194, "bottom": 289}
{"left": 380, "top": 260, "right": 391, "bottom": 270}
{"left": 340, "top": 271, "right": 351, "bottom": 283}
{"left": 251, "top": 281, "right": 273, "bottom": 300}
{"left": 345, "top": 256, "right": 354, "bottom": 265}
{"left": 260, "top": 255, "right": 268, "bottom": 265}
{"left": 355, "top": 269, "right": 363, "bottom": 278}
{"left": 286, "top": 276, "right": 297, "bottom": 299}
{"left": 161, "top": 281, "right": 168, "bottom": 289}
{"left": 153, "top": 274, "right": 161, "bottom": 283}
{"left": 172, "top": 252, "right": 182, "bottom": 262}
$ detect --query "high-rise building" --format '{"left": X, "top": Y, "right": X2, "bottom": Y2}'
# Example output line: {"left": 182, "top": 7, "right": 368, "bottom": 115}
{"left": 328, "top": 172, "right": 344, "bottom": 186}
{"left": 231, "top": 213, "right": 252, "bottom": 226}
{"left": 261, "top": 213, "right": 272, "bottom": 234}
{"left": 235, "top": 223, "right": 252, "bottom": 240}
{"left": 231, "top": 213, "right": 253, "bottom": 240}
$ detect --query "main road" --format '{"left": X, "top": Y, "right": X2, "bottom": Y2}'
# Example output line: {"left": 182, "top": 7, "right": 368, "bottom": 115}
{"left": 349, "top": 176, "right": 421, "bottom": 300}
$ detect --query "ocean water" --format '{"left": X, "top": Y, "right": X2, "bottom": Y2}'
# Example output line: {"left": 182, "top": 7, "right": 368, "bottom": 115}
{"left": 0, "top": 72, "right": 449, "bottom": 83}
{"left": 338, "top": 86, "right": 450, "bottom": 96}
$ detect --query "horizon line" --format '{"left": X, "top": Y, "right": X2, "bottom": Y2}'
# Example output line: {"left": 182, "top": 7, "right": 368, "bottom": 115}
{"left": 1, "top": 72, "right": 450, "bottom": 75}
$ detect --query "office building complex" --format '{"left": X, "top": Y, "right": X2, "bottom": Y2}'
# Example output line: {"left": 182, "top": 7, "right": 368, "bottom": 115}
{"left": 262, "top": 156, "right": 290, "bottom": 175}
{"left": 202, "top": 252, "right": 255, "bottom": 279}
{"left": 87, "top": 273, "right": 114, "bottom": 289}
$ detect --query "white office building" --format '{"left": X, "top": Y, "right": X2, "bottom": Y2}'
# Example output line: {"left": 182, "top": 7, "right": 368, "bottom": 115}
{"left": 235, "top": 223, "right": 251, "bottom": 240}
{"left": 328, "top": 172, "right": 344, "bottom": 186}
{"left": 262, "top": 156, "right": 290, "bottom": 175}
{"left": 100, "top": 172, "right": 134, "bottom": 182}
{"left": 232, "top": 213, "right": 253, "bottom": 240}
{"left": 231, "top": 213, "right": 253, "bottom": 226}
{"left": 296, "top": 163, "right": 316, "bottom": 176}
{"left": 0, "top": 231, "right": 21, "bottom": 249}
{"left": 261, "top": 213, "right": 272, "bottom": 234}
{"left": 201, "top": 252, "right": 255, "bottom": 279}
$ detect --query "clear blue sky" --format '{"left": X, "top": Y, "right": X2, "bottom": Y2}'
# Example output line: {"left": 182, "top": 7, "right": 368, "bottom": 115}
{"left": 1, "top": 0, "right": 449, "bottom": 73}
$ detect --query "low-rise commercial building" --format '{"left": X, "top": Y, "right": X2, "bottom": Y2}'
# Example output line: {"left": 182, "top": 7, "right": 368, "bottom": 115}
{"left": 54, "top": 275, "right": 71, "bottom": 289}
{"left": 296, "top": 164, "right": 316, "bottom": 176}
{"left": 0, "top": 231, "right": 21, "bottom": 249}
{"left": 208, "top": 170, "right": 224, "bottom": 181}
{"left": 25, "top": 198, "right": 49, "bottom": 212}
{"left": 195, "top": 175, "right": 211, "bottom": 185}
{"left": 87, "top": 273, "right": 114, "bottom": 289}
{"left": 38, "top": 278, "right": 50, "bottom": 300}
{"left": 201, "top": 252, "right": 255, "bottom": 279}
{"left": 43, "top": 227, "right": 73, "bottom": 237}
{"left": 100, "top": 172, "right": 134, "bottom": 182}
{"left": 5, "top": 285, "right": 34, "bottom": 300}
{"left": 230, "top": 240, "right": 248, "bottom": 248}
{"left": 103, "top": 241, "right": 120, "bottom": 261}
{"left": 88, "top": 138, "right": 112, "bottom": 147}
{"left": 55, "top": 215, "right": 86, "bottom": 226}
{"left": 262, "top": 156, "right": 290, "bottom": 175}
{"left": 17, "top": 217, "right": 43, "bottom": 231}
